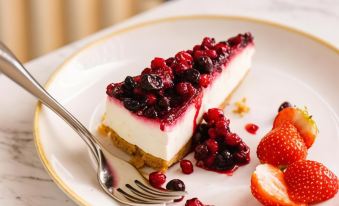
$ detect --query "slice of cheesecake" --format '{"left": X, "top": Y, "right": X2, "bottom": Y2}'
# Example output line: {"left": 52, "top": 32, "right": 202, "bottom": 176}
{"left": 99, "top": 33, "right": 255, "bottom": 170}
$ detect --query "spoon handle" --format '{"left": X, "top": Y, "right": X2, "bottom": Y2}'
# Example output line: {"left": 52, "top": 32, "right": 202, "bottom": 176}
{"left": 0, "top": 42, "right": 100, "bottom": 161}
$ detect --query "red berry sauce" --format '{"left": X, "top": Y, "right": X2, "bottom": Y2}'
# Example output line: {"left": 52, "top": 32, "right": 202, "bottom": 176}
{"left": 193, "top": 109, "right": 250, "bottom": 174}
{"left": 106, "top": 34, "right": 254, "bottom": 131}
{"left": 245, "top": 123, "right": 259, "bottom": 134}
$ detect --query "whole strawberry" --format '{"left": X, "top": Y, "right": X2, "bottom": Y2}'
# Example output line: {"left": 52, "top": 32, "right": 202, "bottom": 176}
{"left": 257, "top": 122, "right": 307, "bottom": 167}
{"left": 273, "top": 107, "right": 318, "bottom": 148}
{"left": 284, "top": 160, "right": 339, "bottom": 204}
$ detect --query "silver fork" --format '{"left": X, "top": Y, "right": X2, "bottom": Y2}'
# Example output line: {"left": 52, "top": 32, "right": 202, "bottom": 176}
{"left": 0, "top": 42, "right": 186, "bottom": 205}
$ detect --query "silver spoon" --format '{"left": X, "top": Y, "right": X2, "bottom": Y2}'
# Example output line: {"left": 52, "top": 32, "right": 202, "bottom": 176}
{"left": 0, "top": 42, "right": 186, "bottom": 205}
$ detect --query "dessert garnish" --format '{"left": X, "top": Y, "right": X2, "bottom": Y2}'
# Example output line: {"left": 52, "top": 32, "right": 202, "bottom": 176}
{"left": 232, "top": 97, "right": 250, "bottom": 116}
{"left": 251, "top": 103, "right": 337, "bottom": 205}
{"left": 245, "top": 123, "right": 259, "bottom": 134}
{"left": 193, "top": 108, "right": 250, "bottom": 174}
{"left": 257, "top": 121, "right": 307, "bottom": 167}
{"left": 180, "top": 159, "right": 194, "bottom": 174}
{"left": 284, "top": 160, "right": 338, "bottom": 204}
{"left": 273, "top": 106, "right": 318, "bottom": 148}
{"left": 185, "top": 198, "right": 205, "bottom": 206}
{"left": 257, "top": 105, "right": 318, "bottom": 167}
{"left": 148, "top": 171, "right": 166, "bottom": 188}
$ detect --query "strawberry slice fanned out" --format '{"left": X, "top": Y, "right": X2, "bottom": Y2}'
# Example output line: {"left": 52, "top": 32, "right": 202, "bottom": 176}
{"left": 251, "top": 164, "right": 305, "bottom": 206}
{"left": 273, "top": 107, "right": 318, "bottom": 148}
{"left": 257, "top": 122, "right": 307, "bottom": 167}
{"left": 284, "top": 160, "right": 339, "bottom": 204}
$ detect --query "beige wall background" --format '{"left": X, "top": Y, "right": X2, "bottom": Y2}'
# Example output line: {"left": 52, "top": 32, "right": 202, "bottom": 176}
{"left": 0, "top": 0, "right": 164, "bottom": 62}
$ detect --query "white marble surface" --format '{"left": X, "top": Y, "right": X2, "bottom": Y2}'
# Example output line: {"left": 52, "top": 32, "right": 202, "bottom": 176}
{"left": 0, "top": 0, "right": 338, "bottom": 205}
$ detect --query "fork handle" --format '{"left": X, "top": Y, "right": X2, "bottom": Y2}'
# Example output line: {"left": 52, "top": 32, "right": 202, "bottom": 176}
{"left": 0, "top": 42, "right": 100, "bottom": 161}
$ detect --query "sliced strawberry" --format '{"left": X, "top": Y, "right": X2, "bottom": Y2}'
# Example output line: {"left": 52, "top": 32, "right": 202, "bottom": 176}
{"left": 273, "top": 107, "right": 318, "bottom": 148}
{"left": 284, "top": 160, "right": 339, "bottom": 204}
{"left": 257, "top": 122, "right": 307, "bottom": 167}
{"left": 251, "top": 164, "right": 305, "bottom": 206}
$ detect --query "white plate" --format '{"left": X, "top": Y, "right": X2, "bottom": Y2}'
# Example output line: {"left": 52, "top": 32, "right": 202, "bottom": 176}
{"left": 34, "top": 16, "right": 339, "bottom": 206}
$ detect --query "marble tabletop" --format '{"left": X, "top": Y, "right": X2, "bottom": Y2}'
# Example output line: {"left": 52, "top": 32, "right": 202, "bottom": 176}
{"left": 0, "top": 0, "right": 338, "bottom": 205}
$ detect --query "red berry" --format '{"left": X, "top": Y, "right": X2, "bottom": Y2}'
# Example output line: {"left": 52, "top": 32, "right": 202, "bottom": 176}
{"left": 224, "top": 133, "right": 241, "bottom": 146}
{"left": 215, "top": 42, "right": 229, "bottom": 54}
{"left": 165, "top": 57, "right": 175, "bottom": 67}
{"left": 205, "top": 139, "right": 218, "bottom": 154}
{"left": 193, "top": 44, "right": 201, "bottom": 51}
{"left": 149, "top": 171, "right": 166, "bottom": 188}
{"left": 141, "top": 67, "right": 152, "bottom": 75}
{"left": 151, "top": 57, "right": 166, "bottom": 69}
{"left": 173, "top": 62, "right": 190, "bottom": 74}
{"left": 215, "top": 120, "right": 230, "bottom": 136}
{"left": 201, "top": 37, "right": 215, "bottom": 49}
{"left": 207, "top": 108, "right": 224, "bottom": 123}
{"left": 199, "top": 74, "right": 211, "bottom": 88}
{"left": 205, "top": 50, "right": 217, "bottom": 59}
{"left": 180, "top": 160, "right": 194, "bottom": 174}
{"left": 228, "top": 35, "right": 242, "bottom": 47}
{"left": 193, "top": 50, "right": 205, "bottom": 60}
{"left": 175, "top": 51, "right": 193, "bottom": 64}
{"left": 185, "top": 198, "right": 205, "bottom": 206}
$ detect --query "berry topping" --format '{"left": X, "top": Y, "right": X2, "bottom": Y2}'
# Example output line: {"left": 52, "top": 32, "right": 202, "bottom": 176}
{"left": 180, "top": 159, "right": 194, "bottom": 174}
{"left": 257, "top": 122, "right": 307, "bottom": 167}
{"left": 251, "top": 164, "right": 303, "bottom": 206}
{"left": 166, "top": 179, "right": 185, "bottom": 191}
{"left": 284, "top": 160, "right": 339, "bottom": 204}
{"left": 193, "top": 109, "right": 250, "bottom": 173}
{"left": 149, "top": 171, "right": 166, "bottom": 188}
{"left": 185, "top": 198, "right": 205, "bottom": 206}
{"left": 105, "top": 34, "right": 254, "bottom": 122}
{"left": 245, "top": 123, "right": 259, "bottom": 134}
{"left": 273, "top": 107, "right": 318, "bottom": 148}
{"left": 278, "top": 101, "right": 292, "bottom": 112}
{"left": 140, "top": 74, "right": 164, "bottom": 91}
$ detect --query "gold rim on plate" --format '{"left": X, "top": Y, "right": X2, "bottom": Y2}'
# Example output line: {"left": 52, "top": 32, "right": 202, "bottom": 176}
{"left": 33, "top": 15, "right": 339, "bottom": 206}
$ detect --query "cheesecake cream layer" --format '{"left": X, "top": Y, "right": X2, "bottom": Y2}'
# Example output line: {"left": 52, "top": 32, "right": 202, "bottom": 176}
{"left": 103, "top": 46, "right": 255, "bottom": 161}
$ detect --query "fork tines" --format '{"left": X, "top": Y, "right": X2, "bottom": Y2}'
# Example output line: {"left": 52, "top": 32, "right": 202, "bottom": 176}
{"left": 116, "top": 180, "right": 186, "bottom": 204}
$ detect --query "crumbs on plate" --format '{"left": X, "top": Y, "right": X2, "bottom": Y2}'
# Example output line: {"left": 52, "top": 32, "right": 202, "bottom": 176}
{"left": 233, "top": 97, "right": 250, "bottom": 117}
